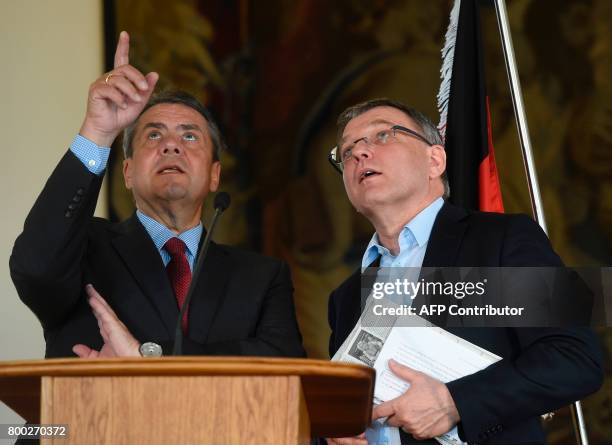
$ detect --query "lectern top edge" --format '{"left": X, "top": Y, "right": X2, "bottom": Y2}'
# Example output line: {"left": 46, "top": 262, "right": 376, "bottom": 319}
{"left": 0, "top": 356, "right": 373, "bottom": 380}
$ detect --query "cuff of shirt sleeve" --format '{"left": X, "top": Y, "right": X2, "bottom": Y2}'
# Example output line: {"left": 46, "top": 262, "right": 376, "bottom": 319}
{"left": 440, "top": 425, "right": 465, "bottom": 445}
{"left": 70, "top": 134, "right": 111, "bottom": 176}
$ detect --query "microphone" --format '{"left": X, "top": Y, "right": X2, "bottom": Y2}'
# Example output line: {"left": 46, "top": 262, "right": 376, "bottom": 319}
{"left": 213, "top": 191, "right": 230, "bottom": 212}
{"left": 172, "top": 192, "right": 231, "bottom": 355}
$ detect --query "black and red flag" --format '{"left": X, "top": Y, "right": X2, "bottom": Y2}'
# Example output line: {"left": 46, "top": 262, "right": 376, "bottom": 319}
{"left": 437, "top": 0, "right": 504, "bottom": 212}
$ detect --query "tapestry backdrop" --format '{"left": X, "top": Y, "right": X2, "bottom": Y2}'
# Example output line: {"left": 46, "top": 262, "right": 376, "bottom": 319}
{"left": 105, "top": 1, "right": 612, "bottom": 443}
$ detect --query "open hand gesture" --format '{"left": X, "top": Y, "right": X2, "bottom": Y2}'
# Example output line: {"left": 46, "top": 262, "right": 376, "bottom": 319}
{"left": 72, "top": 284, "right": 141, "bottom": 358}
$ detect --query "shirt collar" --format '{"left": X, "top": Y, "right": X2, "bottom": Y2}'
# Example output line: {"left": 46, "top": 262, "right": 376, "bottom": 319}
{"left": 408, "top": 196, "right": 444, "bottom": 247}
{"left": 136, "top": 210, "right": 203, "bottom": 258}
{"left": 361, "top": 197, "right": 444, "bottom": 268}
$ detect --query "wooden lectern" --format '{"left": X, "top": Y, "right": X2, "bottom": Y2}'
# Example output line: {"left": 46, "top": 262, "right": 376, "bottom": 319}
{"left": 0, "top": 357, "right": 374, "bottom": 444}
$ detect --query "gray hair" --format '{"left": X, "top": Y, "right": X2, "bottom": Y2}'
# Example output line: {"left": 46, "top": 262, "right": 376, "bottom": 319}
{"left": 337, "top": 98, "right": 450, "bottom": 199}
{"left": 122, "top": 90, "right": 225, "bottom": 161}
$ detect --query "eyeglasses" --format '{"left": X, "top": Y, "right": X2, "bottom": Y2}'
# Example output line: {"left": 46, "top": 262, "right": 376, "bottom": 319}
{"left": 328, "top": 125, "right": 433, "bottom": 173}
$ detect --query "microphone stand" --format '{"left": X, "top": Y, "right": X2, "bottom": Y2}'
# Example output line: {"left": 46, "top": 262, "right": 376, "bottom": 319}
{"left": 172, "top": 193, "right": 229, "bottom": 355}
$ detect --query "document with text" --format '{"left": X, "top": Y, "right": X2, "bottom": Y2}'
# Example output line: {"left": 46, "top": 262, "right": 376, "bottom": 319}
{"left": 332, "top": 300, "right": 501, "bottom": 445}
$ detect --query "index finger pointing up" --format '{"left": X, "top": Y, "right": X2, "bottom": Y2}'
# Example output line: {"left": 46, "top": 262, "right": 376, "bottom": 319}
{"left": 114, "top": 30, "right": 130, "bottom": 68}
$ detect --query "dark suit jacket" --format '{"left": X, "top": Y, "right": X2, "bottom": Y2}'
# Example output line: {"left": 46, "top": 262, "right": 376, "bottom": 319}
{"left": 328, "top": 202, "right": 603, "bottom": 444}
{"left": 10, "top": 150, "right": 305, "bottom": 359}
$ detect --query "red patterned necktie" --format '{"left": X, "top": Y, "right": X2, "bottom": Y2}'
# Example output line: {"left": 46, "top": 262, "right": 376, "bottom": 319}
{"left": 164, "top": 237, "right": 192, "bottom": 334}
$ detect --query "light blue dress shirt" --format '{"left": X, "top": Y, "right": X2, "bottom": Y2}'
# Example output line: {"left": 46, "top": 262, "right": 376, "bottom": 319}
{"left": 70, "top": 134, "right": 203, "bottom": 269}
{"left": 70, "top": 134, "right": 111, "bottom": 176}
{"left": 361, "top": 197, "right": 444, "bottom": 270}
{"left": 135, "top": 210, "right": 202, "bottom": 271}
{"left": 361, "top": 197, "right": 463, "bottom": 445}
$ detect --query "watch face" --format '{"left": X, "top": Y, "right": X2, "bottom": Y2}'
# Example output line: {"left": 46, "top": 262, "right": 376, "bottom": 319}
{"left": 140, "top": 342, "right": 162, "bottom": 357}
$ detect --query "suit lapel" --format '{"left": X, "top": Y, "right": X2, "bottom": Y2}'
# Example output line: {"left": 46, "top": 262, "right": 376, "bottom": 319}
{"left": 336, "top": 268, "right": 364, "bottom": 351}
{"left": 188, "top": 241, "right": 231, "bottom": 343}
{"left": 412, "top": 203, "right": 468, "bottom": 326}
{"left": 111, "top": 214, "right": 178, "bottom": 337}
{"left": 422, "top": 202, "right": 469, "bottom": 267}
{"left": 334, "top": 259, "right": 380, "bottom": 351}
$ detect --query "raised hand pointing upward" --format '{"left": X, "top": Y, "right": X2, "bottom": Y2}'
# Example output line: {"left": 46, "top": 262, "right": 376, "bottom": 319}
{"left": 79, "top": 31, "right": 159, "bottom": 147}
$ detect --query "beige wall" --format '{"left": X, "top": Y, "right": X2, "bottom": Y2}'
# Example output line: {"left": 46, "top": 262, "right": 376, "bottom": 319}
{"left": 0, "top": 0, "right": 105, "bottom": 429}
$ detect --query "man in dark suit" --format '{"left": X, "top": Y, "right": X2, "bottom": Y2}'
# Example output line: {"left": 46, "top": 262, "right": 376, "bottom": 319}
{"left": 10, "top": 31, "right": 304, "bottom": 360}
{"left": 326, "top": 99, "right": 602, "bottom": 444}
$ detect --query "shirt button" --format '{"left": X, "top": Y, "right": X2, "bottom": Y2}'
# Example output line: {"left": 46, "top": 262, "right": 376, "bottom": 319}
{"left": 88, "top": 159, "right": 96, "bottom": 167}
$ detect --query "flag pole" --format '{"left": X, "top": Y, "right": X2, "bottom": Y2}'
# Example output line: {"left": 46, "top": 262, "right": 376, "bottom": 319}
{"left": 493, "top": 0, "right": 587, "bottom": 443}
{"left": 492, "top": 0, "right": 547, "bottom": 232}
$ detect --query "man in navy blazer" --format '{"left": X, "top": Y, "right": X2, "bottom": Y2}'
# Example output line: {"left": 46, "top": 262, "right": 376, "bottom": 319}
{"left": 326, "top": 99, "right": 602, "bottom": 444}
{"left": 10, "top": 31, "right": 304, "bottom": 360}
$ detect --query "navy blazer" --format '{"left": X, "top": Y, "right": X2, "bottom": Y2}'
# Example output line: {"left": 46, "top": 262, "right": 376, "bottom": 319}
{"left": 328, "top": 202, "right": 603, "bottom": 444}
{"left": 11, "top": 150, "right": 305, "bottom": 359}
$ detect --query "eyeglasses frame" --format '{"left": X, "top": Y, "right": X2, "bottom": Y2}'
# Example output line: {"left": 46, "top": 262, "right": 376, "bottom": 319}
{"left": 328, "top": 125, "right": 434, "bottom": 173}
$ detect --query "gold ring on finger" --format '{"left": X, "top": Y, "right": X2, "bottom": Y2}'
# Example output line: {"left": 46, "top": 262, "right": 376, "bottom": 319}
{"left": 105, "top": 73, "right": 115, "bottom": 84}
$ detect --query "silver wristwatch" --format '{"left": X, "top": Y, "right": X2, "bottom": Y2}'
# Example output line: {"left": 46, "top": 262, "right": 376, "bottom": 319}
{"left": 139, "top": 342, "right": 163, "bottom": 357}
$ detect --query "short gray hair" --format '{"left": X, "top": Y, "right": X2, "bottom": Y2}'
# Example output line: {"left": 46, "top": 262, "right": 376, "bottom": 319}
{"left": 122, "top": 90, "right": 225, "bottom": 161}
{"left": 337, "top": 98, "right": 450, "bottom": 199}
